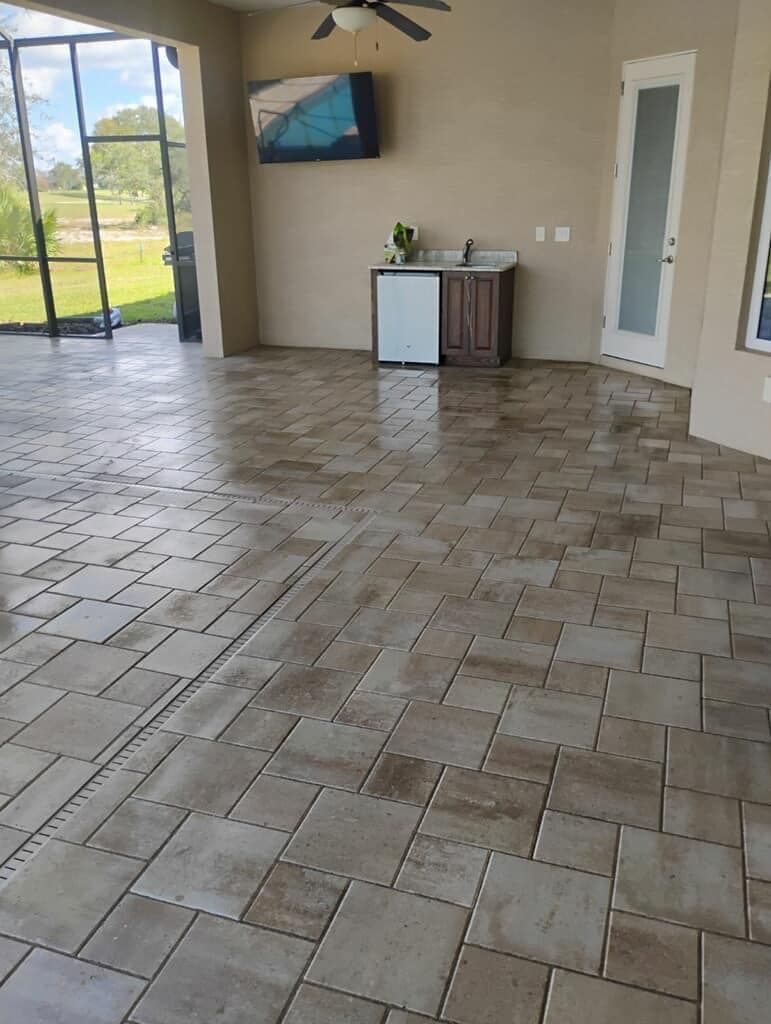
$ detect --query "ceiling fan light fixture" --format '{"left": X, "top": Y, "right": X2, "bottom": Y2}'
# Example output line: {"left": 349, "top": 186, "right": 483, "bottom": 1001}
{"left": 332, "top": 6, "right": 377, "bottom": 34}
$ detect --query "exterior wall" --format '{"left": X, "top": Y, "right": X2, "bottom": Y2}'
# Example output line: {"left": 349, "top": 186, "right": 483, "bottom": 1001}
{"left": 31, "top": 0, "right": 259, "bottom": 357}
{"left": 596, "top": 0, "right": 739, "bottom": 387}
{"left": 242, "top": 0, "right": 615, "bottom": 355}
{"left": 690, "top": 0, "right": 771, "bottom": 460}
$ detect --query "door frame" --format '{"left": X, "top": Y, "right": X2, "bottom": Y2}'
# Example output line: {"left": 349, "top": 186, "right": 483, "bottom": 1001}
{"left": 602, "top": 50, "right": 696, "bottom": 368}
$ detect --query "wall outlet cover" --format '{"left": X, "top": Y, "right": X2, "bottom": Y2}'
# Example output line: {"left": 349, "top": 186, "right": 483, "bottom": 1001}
{"left": 535, "top": 226, "right": 546, "bottom": 242}
{"left": 555, "top": 226, "right": 571, "bottom": 242}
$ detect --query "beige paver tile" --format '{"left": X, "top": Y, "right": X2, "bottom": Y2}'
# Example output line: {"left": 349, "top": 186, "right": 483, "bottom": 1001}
{"left": 535, "top": 809, "right": 617, "bottom": 875}
{"left": 549, "top": 748, "right": 661, "bottom": 827}
{"left": 421, "top": 766, "right": 544, "bottom": 855}
{"left": 252, "top": 663, "right": 359, "bottom": 719}
{"left": 90, "top": 797, "right": 186, "bottom": 859}
{"left": 663, "top": 786, "right": 741, "bottom": 846}
{"left": 604, "top": 669, "right": 701, "bottom": 728}
{"left": 397, "top": 835, "right": 487, "bottom": 906}
{"left": 543, "top": 970, "right": 696, "bottom": 1024}
{"left": 702, "top": 933, "right": 771, "bottom": 1024}
{"left": 0, "top": 949, "right": 144, "bottom": 1024}
{"left": 135, "top": 914, "right": 313, "bottom": 1024}
{"left": 82, "top": 894, "right": 193, "bottom": 978}
{"left": 444, "top": 945, "right": 548, "bottom": 1024}
{"left": 614, "top": 826, "right": 744, "bottom": 934}
{"left": 267, "top": 718, "right": 383, "bottom": 789}
{"left": 461, "top": 635, "right": 552, "bottom": 685}
{"left": 134, "top": 811, "right": 285, "bottom": 917}
{"left": 667, "top": 728, "right": 771, "bottom": 802}
{"left": 362, "top": 752, "right": 442, "bottom": 804}
{"left": 307, "top": 881, "right": 467, "bottom": 1016}
{"left": 500, "top": 686, "right": 602, "bottom": 748}
{"left": 359, "top": 648, "right": 457, "bottom": 701}
{"left": 246, "top": 862, "right": 347, "bottom": 939}
{"left": 647, "top": 611, "right": 731, "bottom": 656}
{"left": 136, "top": 736, "right": 268, "bottom": 814}
{"left": 387, "top": 701, "right": 497, "bottom": 769}
{"left": 605, "top": 910, "right": 698, "bottom": 999}
{"left": 284, "top": 788, "right": 420, "bottom": 883}
{"left": 284, "top": 985, "right": 384, "bottom": 1024}
{"left": 469, "top": 852, "right": 609, "bottom": 972}
{"left": 0, "top": 839, "right": 139, "bottom": 952}
{"left": 230, "top": 775, "right": 318, "bottom": 831}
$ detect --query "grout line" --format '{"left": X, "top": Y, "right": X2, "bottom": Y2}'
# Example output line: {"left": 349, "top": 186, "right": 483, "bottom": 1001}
{"left": 0, "top": 508, "right": 376, "bottom": 883}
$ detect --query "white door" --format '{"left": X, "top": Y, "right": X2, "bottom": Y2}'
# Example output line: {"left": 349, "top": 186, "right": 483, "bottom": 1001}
{"left": 602, "top": 52, "right": 695, "bottom": 368}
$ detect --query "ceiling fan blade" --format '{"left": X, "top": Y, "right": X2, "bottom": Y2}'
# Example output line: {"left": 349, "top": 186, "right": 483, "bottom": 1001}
{"left": 375, "top": 3, "right": 431, "bottom": 41}
{"left": 385, "top": 0, "right": 451, "bottom": 10}
{"left": 312, "top": 12, "right": 337, "bottom": 38}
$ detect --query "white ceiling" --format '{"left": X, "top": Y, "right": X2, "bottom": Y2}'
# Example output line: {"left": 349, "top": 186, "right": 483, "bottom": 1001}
{"left": 210, "top": 0, "right": 315, "bottom": 11}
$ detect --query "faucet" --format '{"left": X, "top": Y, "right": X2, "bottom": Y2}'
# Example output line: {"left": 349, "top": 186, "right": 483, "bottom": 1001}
{"left": 462, "top": 238, "right": 475, "bottom": 266}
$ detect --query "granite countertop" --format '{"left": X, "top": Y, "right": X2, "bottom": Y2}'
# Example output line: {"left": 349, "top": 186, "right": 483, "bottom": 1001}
{"left": 370, "top": 249, "right": 518, "bottom": 273}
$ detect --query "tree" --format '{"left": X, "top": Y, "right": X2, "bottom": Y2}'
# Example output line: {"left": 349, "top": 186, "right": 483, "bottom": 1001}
{"left": 0, "top": 53, "right": 25, "bottom": 188}
{"left": 90, "top": 105, "right": 189, "bottom": 226}
{"left": 1, "top": 23, "right": 46, "bottom": 190}
{"left": 48, "top": 161, "right": 84, "bottom": 192}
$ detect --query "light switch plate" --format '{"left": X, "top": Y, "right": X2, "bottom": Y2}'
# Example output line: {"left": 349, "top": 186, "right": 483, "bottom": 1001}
{"left": 555, "top": 226, "right": 571, "bottom": 242}
{"left": 535, "top": 226, "right": 546, "bottom": 242}
{"left": 763, "top": 377, "right": 771, "bottom": 404}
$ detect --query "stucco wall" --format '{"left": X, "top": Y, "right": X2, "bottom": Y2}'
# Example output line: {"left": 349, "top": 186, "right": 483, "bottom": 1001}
{"left": 690, "top": 0, "right": 771, "bottom": 460}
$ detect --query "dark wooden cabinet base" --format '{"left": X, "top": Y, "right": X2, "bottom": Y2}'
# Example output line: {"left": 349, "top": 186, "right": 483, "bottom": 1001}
{"left": 442, "top": 269, "right": 515, "bottom": 367}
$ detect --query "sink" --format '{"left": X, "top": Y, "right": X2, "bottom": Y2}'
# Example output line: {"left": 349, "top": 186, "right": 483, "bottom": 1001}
{"left": 455, "top": 263, "right": 492, "bottom": 269}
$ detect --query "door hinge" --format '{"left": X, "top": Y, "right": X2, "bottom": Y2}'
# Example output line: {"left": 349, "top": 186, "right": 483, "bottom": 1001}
{"left": 602, "top": 314, "right": 607, "bottom": 328}
{"left": 608, "top": 241, "right": 613, "bottom": 256}
{"left": 614, "top": 162, "right": 618, "bottom": 178}
{"left": 621, "top": 80, "right": 625, "bottom": 95}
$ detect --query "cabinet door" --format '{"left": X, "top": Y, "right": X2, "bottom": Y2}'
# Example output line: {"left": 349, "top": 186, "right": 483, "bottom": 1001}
{"left": 468, "top": 273, "right": 498, "bottom": 358}
{"left": 442, "top": 272, "right": 470, "bottom": 356}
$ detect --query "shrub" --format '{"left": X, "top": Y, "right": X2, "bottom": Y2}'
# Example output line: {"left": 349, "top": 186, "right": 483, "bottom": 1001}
{"left": 0, "top": 184, "right": 60, "bottom": 273}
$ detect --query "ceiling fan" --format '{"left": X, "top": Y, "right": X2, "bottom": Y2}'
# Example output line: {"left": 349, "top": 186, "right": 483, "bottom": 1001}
{"left": 312, "top": 0, "right": 451, "bottom": 44}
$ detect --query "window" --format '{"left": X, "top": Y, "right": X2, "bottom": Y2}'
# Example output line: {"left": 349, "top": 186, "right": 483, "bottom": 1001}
{"left": 747, "top": 160, "right": 771, "bottom": 353}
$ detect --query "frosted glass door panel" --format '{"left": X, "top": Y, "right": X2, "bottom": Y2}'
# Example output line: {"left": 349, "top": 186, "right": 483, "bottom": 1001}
{"left": 618, "top": 85, "right": 679, "bottom": 336}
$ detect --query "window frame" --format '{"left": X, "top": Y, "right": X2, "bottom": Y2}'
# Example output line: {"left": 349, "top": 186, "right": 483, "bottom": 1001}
{"left": 746, "top": 159, "right": 771, "bottom": 354}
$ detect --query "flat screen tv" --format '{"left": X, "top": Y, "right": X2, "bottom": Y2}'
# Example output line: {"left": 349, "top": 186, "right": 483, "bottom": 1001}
{"left": 248, "top": 73, "right": 380, "bottom": 164}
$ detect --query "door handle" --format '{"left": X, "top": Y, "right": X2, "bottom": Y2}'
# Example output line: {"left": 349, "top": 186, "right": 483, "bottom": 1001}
{"left": 658, "top": 255, "right": 674, "bottom": 264}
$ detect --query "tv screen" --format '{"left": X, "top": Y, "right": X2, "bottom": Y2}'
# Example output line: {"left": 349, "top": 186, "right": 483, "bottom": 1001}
{"left": 248, "top": 73, "right": 380, "bottom": 164}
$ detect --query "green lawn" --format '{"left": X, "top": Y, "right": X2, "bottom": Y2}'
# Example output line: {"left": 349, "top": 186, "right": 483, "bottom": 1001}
{"left": 0, "top": 237, "right": 174, "bottom": 327}
{"left": 39, "top": 189, "right": 150, "bottom": 224}
{"left": 1, "top": 188, "right": 181, "bottom": 329}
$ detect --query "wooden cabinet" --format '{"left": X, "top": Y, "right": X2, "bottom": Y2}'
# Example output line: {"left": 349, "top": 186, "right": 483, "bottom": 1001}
{"left": 441, "top": 269, "right": 515, "bottom": 367}
{"left": 371, "top": 264, "right": 516, "bottom": 368}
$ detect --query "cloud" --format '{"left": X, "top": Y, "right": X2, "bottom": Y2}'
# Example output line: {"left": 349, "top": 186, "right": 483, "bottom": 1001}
{"left": 1, "top": 4, "right": 185, "bottom": 135}
{"left": 0, "top": 3, "right": 103, "bottom": 39}
{"left": 32, "top": 121, "right": 81, "bottom": 167}
{"left": 21, "top": 62, "right": 66, "bottom": 100}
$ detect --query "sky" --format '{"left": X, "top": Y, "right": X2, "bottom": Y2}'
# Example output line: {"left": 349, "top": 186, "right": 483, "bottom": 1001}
{"left": 0, "top": 3, "right": 183, "bottom": 169}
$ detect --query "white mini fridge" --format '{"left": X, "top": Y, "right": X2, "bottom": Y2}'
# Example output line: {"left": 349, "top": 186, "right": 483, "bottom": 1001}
{"left": 377, "top": 272, "right": 440, "bottom": 365}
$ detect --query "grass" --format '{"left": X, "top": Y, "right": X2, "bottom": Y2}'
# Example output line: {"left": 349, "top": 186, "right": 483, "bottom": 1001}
{"left": 38, "top": 189, "right": 150, "bottom": 224}
{"left": 0, "top": 237, "right": 174, "bottom": 326}
{"left": 1, "top": 188, "right": 175, "bottom": 328}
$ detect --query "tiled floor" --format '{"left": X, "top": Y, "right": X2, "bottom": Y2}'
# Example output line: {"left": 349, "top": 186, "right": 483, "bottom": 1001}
{"left": 0, "top": 327, "right": 769, "bottom": 1022}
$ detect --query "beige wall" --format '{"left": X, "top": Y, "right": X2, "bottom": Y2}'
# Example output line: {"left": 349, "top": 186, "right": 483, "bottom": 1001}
{"left": 30, "top": 0, "right": 259, "bottom": 357}
{"left": 243, "top": 0, "right": 615, "bottom": 356}
{"left": 596, "top": 0, "right": 739, "bottom": 387}
{"left": 242, "top": 0, "right": 740, "bottom": 369}
{"left": 690, "top": 0, "right": 771, "bottom": 460}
